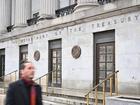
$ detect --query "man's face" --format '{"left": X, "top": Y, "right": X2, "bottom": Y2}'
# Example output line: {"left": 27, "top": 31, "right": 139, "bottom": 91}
{"left": 21, "top": 63, "right": 35, "bottom": 80}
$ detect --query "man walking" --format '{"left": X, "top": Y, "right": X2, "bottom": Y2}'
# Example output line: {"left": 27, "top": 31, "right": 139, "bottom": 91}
{"left": 5, "top": 60, "right": 43, "bottom": 105}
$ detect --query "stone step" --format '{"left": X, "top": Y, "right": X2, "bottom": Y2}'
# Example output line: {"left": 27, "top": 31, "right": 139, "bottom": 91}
{"left": 0, "top": 87, "right": 115, "bottom": 105}
{"left": 43, "top": 95, "right": 103, "bottom": 105}
{"left": 0, "top": 93, "right": 114, "bottom": 105}
{"left": 43, "top": 100, "right": 66, "bottom": 105}
{"left": 47, "top": 87, "right": 116, "bottom": 100}
{"left": 42, "top": 91, "right": 116, "bottom": 105}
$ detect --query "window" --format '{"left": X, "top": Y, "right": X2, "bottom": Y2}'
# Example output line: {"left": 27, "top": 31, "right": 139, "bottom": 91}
{"left": 19, "top": 45, "right": 28, "bottom": 78}
{"left": 0, "top": 49, "right": 5, "bottom": 81}
{"left": 49, "top": 39, "right": 62, "bottom": 87}
{"left": 19, "top": 45, "right": 28, "bottom": 62}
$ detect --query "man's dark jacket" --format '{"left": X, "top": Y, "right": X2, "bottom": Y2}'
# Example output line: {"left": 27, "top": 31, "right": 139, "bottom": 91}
{"left": 5, "top": 80, "right": 43, "bottom": 105}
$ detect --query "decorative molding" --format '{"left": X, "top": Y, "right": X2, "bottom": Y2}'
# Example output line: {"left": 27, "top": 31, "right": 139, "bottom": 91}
{"left": 0, "top": 1, "right": 140, "bottom": 42}
{"left": 34, "top": 50, "right": 40, "bottom": 61}
{"left": 71, "top": 45, "right": 81, "bottom": 59}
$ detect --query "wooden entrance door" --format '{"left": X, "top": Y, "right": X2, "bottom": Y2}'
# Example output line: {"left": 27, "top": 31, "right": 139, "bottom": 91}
{"left": 0, "top": 55, "right": 5, "bottom": 81}
{"left": 49, "top": 39, "right": 62, "bottom": 87}
{"left": 96, "top": 42, "right": 115, "bottom": 91}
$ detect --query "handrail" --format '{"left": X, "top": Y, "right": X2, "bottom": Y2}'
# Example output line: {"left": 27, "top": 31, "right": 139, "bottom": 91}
{"left": 34, "top": 73, "right": 48, "bottom": 81}
{"left": 0, "top": 70, "right": 18, "bottom": 80}
{"left": 86, "top": 70, "right": 119, "bottom": 96}
{"left": 85, "top": 70, "right": 119, "bottom": 105}
{"left": 34, "top": 70, "right": 57, "bottom": 94}
{"left": 0, "top": 70, "right": 18, "bottom": 94}
{"left": 34, "top": 70, "right": 56, "bottom": 81}
{"left": 98, "top": 0, "right": 116, "bottom": 5}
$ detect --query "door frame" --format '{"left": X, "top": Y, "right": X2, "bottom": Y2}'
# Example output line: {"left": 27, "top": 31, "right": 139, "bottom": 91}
{"left": 0, "top": 49, "right": 5, "bottom": 81}
{"left": 93, "top": 30, "right": 115, "bottom": 90}
{"left": 95, "top": 42, "right": 115, "bottom": 91}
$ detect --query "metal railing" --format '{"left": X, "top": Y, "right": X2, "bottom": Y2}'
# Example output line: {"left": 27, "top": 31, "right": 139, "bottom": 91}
{"left": 55, "top": 4, "right": 77, "bottom": 17}
{"left": 27, "top": 16, "right": 40, "bottom": 26}
{"left": 98, "top": 0, "right": 116, "bottom": 5}
{"left": 0, "top": 70, "right": 18, "bottom": 93}
{"left": 85, "top": 70, "right": 119, "bottom": 105}
{"left": 0, "top": 70, "right": 18, "bottom": 82}
{"left": 55, "top": 0, "right": 115, "bottom": 17}
{"left": 34, "top": 70, "right": 57, "bottom": 94}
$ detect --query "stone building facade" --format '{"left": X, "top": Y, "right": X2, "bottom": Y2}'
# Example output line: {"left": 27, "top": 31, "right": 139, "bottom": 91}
{"left": 0, "top": 0, "right": 140, "bottom": 96}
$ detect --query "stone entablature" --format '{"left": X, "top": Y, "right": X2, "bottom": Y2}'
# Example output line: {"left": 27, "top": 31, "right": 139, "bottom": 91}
{"left": 0, "top": 0, "right": 140, "bottom": 42}
{"left": 0, "top": 10, "right": 139, "bottom": 47}
{"left": 0, "top": 0, "right": 140, "bottom": 34}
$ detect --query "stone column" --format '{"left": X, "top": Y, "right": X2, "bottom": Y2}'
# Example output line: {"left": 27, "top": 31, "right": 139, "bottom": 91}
{"left": 60, "top": 0, "right": 69, "bottom": 8}
{"left": 0, "top": 0, "right": 11, "bottom": 34}
{"left": 39, "top": 0, "right": 58, "bottom": 19}
{"left": 14, "top": 0, "right": 31, "bottom": 29}
{"left": 11, "top": 0, "right": 15, "bottom": 25}
{"left": 75, "top": 0, "right": 98, "bottom": 12}
{"left": 70, "top": 0, "right": 77, "bottom": 5}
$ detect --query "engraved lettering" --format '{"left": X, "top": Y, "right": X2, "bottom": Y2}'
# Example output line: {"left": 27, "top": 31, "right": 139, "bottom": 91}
{"left": 102, "top": 22, "right": 105, "bottom": 27}
{"left": 114, "top": 19, "right": 117, "bottom": 24}
{"left": 92, "top": 24, "right": 94, "bottom": 28}
{"left": 74, "top": 28, "right": 76, "bottom": 32}
{"left": 42, "top": 35, "right": 45, "bottom": 38}
{"left": 135, "top": 15, "right": 139, "bottom": 20}
{"left": 79, "top": 27, "right": 81, "bottom": 31}
{"left": 21, "top": 40, "right": 23, "bottom": 43}
{"left": 31, "top": 37, "right": 33, "bottom": 42}
{"left": 120, "top": 17, "right": 125, "bottom": 23}
{"left": 108, "top": 21, "right": 111, "bottom": 25}
{"left": 127, "top": 16, "right": 131, "bottom": 22}
{"left": 55, "top": 32, "right": 57, "bottom": 35}
{"left": 59, "top": 31, "right": 61, "bottom": 34}
{"left": 97, "top": 23, "right": 100, "bottom": 28}
{"left": 70, "top": 29, "right": 72, "bottom": 32}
